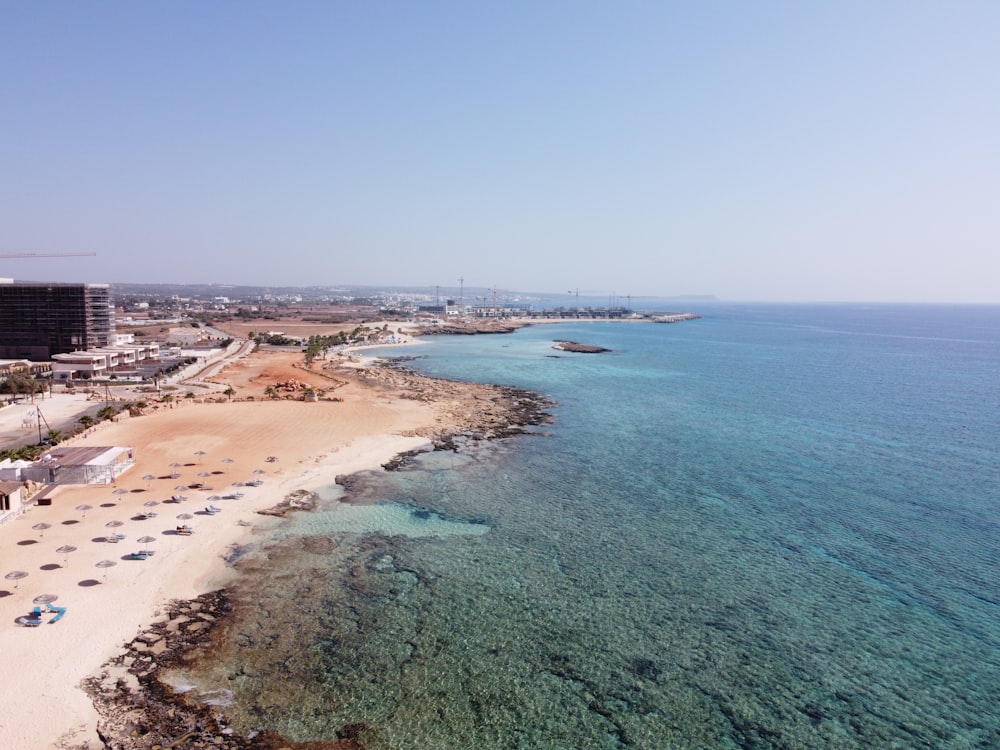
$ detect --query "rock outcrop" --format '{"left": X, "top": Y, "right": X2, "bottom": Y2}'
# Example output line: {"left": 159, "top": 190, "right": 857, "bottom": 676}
{"left": 552, "top": 340, "right": 611, "bottom": 353}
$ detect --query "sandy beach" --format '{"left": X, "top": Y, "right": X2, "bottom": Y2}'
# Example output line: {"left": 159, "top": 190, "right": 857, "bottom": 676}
{"left": 0, "top": 344, "right": 549, "bottom": 749}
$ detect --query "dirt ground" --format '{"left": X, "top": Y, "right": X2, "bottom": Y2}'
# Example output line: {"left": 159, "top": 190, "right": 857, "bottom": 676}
{"left": 202, "top": 348, "right": 351, "bottom": 401}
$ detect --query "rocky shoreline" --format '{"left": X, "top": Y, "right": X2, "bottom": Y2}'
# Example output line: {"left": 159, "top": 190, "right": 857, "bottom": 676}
{"left": 81, "top": 359, "right": 554, "bottom": 749}
{"left": 83, "top": 590, "right": 365, "bottom": 749}
{"left": 412, "top": 319, "right": 530, "bottom": 335}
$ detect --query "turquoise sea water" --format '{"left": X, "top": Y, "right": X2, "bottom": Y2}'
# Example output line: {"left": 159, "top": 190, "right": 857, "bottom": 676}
{"left": 174, "top": 304, "right": 1000, "bottom": 749}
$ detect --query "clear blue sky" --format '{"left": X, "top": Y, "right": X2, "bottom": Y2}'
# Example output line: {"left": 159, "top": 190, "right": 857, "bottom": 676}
{"left": 2, "top": 1, "right": 998, "bottom": 302}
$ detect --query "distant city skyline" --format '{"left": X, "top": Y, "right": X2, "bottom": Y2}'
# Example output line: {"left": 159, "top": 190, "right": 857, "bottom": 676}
{"left": 3, "top": 3, "right": 998, "bottom": 303}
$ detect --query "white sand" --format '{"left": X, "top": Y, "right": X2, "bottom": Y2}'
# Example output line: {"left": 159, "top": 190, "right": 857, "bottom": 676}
{"left": 0, "top": 392, "right": 440, "bottom": 749}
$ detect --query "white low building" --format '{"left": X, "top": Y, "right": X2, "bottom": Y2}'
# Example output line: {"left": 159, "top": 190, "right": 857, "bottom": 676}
{"left": 0, "top": 480, "right": 27, "bottom": 529}
{"left": 19, "top": 446, "right": 135, "bottom": 485}
{"left": 50, "top": 352, "right": 110, "bottom": 380}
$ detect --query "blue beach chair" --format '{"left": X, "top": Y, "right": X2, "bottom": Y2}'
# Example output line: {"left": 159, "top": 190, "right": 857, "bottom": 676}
{"left": 46, "top": 603, "right": 67, "bottom": 623}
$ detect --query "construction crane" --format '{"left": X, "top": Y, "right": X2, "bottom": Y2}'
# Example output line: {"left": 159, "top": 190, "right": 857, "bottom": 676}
{"left": 1, "top": 253, "right": 97, "bottom": 259}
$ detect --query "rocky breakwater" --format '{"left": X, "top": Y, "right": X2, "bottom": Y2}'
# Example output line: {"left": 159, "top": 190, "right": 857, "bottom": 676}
{"left": 653, "top": 312, "right": 701, "bottom": 323}
{"left": 552, "top": 340, "right": 611, "bottom": 353}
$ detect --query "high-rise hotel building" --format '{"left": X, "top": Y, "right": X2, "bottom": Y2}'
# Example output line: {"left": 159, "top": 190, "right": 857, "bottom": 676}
{"left": 0, "top": 281, "right": 114, "bottom": 360}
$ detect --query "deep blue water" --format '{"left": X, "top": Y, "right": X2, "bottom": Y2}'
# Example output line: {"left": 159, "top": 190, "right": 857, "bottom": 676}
{"left": 178, "top": 304, "right": 1000, "bottom": 749}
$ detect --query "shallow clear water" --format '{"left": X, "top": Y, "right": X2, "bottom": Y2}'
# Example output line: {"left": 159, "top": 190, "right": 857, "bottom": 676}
{"left": 175, "top": 304, "right": 1000, "bottom": 749}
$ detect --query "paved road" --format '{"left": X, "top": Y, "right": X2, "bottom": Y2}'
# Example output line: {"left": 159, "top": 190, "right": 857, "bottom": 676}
{"left": 0, "top": 394, "right": 105, "bottom": 452}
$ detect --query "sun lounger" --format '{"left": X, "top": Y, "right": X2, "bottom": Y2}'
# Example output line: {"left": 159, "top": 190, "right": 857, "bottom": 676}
{"left": 139, "top": 549, "right": 156, "bottom": 557}
{"left": 16, "top": 616, "right": 41, "bottom": 627}
{"left": 126, "top": 551, "right": 151, "bottom": 560}
{"left": 46, "top": 603, "right": 67, "bottom": 623}
{"left": 32, "top": 606, "right": 43, "bottom": 618}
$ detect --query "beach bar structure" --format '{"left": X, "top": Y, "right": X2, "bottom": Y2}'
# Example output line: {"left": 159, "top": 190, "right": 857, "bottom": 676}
{"left": 0, "top": 480, "right": 27, "bottom": 528}
{"left": 18, "top": 446, "right": 135, "bottom": 486}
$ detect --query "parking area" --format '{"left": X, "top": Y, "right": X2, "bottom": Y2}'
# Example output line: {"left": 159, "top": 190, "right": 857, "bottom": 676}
{"left": 0, "top": 393, "right": 105, "bottom": 451}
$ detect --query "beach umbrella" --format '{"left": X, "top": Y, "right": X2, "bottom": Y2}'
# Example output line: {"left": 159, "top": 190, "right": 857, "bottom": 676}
{"left": 33, "top": 593, "right": 58, "bottom": 605}
{"left": 32, "top": 522, "right": 51, "bottom": 538}
{"left": 137, "top": 536, "right": 156, "bottom": 544}
{"left": 142, "top": 474, "right": 156, "bottom": 487}
{"left": 56, "top": 545, "right": 77, "bottom": 564}
{"left": 143, "top": 500, "right": 160, "bottom": 508}
{"left": 112, "top": 488, "right": 129, "bottom": 500}
{"left": 5, "top": 570, "right": 28, "bottom": 589}
{"left": 174, "top": 485, "right": 189, "bottom": 492}
{"left": 194, "top": 450, "right": 207, "bottom": 463}
{"left": 222, "top": 458, "right": 234, "bottom": 464}
{"left": 176, "top": 513, "right": 193, "bottom": 521}
{"left": 253, "top": 468, "right": 266, "bottom": 476}
{"left": 75, "top": 504, "right": 92, "bottom": 518}
{"left": 105, "top": 520, "right": 124, "bottom": 529}
{"left": 95, "top": 560, "right": 116, "bottom": 579}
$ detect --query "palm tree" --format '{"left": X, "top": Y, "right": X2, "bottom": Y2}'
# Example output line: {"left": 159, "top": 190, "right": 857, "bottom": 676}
{"left": 263, "top": 386, "right": 276, "bottom": 400}
{"left": 223, "top": 387, "right": 236, "bottom": 401}
{"left": 96, "top": 405, "right": 117, "bottom": 422}
{"left": 78, "top": 415, "right": 95, "bottom": 429}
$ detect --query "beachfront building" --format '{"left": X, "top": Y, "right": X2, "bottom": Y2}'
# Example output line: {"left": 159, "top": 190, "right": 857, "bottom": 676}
{"left": 0, "top": 281, "right": 115, "bottom": 361}
{"left": 0, "top": 480, "right": 28, "bottom": 528}
{"left": 18, "top": 446, "right": 135, "bottom": 486}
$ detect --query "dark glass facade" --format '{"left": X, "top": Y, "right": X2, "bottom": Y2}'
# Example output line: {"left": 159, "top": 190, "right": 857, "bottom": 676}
{"left": 0, "top": 283, "right": 114, "bottom": 360}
